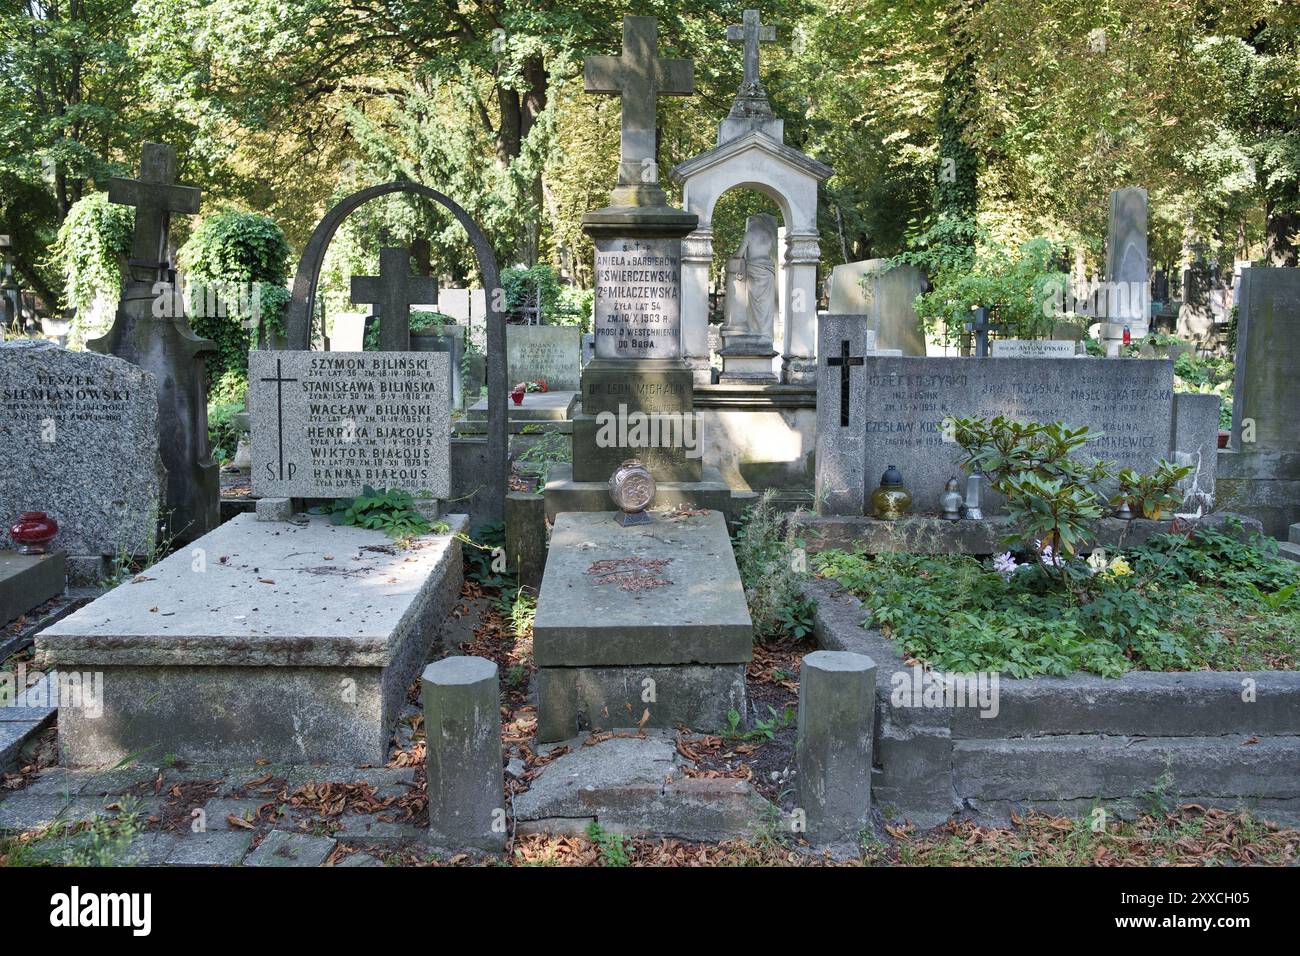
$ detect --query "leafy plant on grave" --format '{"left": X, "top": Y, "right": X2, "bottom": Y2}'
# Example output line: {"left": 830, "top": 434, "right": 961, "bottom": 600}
{"left": 585, "top": 821, "right": 630, "bottom": 867}
{"left": 330, "top": 486, "right": 433, "bottom": 541}
{"left": 463, "top": 520, "right": 509, "bottom": 588}
{"left": 1113, "top": 461, "right": 1194, "bottom": 521}
{"left": 515, "top": 428, "right": 571, "bottom": 495}
{"left": 724, "top": 705, "right": 796, "bottom": 743}
{"left": 733, "top": 491, "right": 813, "bottom": 643}
{"left": 950, "top": 415, "right": 1191, "bottom": 582}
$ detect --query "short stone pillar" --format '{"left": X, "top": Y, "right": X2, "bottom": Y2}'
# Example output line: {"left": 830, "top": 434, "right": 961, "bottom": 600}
{"left": 505, "top": 491, "right": 548, "bottom": 590}
{"left": 796, "top": 650, "right": 876, "bottom": 844}
{"left": 421, "top": 656, "right": 505, "bottom": 851}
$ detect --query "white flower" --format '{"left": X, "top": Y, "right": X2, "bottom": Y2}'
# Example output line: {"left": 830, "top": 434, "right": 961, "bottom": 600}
{"left": 1086, "top": 550, "right": 1108, "bottom": 575}
{"left": 992, "top": 551, "right": 1018, "bottom": 581}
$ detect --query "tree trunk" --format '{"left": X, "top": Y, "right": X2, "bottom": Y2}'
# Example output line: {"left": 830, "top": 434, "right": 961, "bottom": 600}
{"left": 1265, "top": 198, "right": 1299, "bottom": 266}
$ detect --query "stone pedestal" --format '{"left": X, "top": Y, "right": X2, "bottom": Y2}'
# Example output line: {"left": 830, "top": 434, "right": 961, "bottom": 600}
{"left": 797, "top": 650, "right": 876, "bottom": 844}
{"left": 718, "top": 331, "right": 779, "bottom": 384}
{"left": 533, "top": 510, "right": 752, "bottom": 742}
{"left": 422, "top": 656, "right": 505, "bottom": 851}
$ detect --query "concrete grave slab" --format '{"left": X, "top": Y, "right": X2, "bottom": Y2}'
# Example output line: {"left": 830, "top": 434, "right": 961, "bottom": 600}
{"left": 533, "top": 510, "right": 752, "bottom": 668}
{"left": 38, "top": 512, "right": 467, "bottom": 766}
{"left": 244, "top": 829, "right": 336, "bottom": 867}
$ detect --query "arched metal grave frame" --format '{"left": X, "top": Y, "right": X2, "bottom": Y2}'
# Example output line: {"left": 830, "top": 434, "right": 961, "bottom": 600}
{"left": 283, "top": 182, "right": 506, "bottom": 523}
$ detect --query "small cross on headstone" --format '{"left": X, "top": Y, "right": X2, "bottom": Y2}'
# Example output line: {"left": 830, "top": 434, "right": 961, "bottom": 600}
{"left": 351, "top": 247, "right": 440, "bottom": 351}
{"left": 260, "top": 357, "right": 299, "bottom": 482}
{"left": 727, "top": 9, "right": 776, "bottom": 97}
{"left": 585, "top": 16, "right": 694, "bottom": 197}
{"left": 965, "top": 306, "right": 1001, "bottom": 358}
{"left": 107, "top": 143, "right": 202, "bottom": 279}
{"left": 826, "top": 339, "right": 864, "bottom": 427}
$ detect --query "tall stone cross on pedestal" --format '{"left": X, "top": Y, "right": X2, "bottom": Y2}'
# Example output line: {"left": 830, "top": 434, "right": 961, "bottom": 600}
{"left": 728, "top": 9, "right": 776, "bottom": 103}
{"left": 107, "top": 142, "right": 202, "bottom": 280}
{"left": 89, "top": 141, "right": 219, "bottom": 545}
{"left": 350, "top": 247, "right": 440, "bottom": 351}
{"left": 584, "top": 15, "right": 694, "bottom": 207}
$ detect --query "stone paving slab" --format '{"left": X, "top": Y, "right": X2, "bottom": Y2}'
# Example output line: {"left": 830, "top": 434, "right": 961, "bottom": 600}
{"left": 164, "top": 829, "right": 254, "bottom": 866}
{"left": 244, "top": 829, "right": 336, "bottom": 867}
{"left": 0, "top": 794, "right": 112, "bottom": 833}
{"left": 198, "top": 797, "right": 268, "bottom": 831}
{"left": 333, "top": 818, "right": 425, "bottom": 846}
{"left": 285, "top": 766, "right": 418, "bottom": 800}
{"left": 333, "top": 850, "right": 385, "bottom": 867}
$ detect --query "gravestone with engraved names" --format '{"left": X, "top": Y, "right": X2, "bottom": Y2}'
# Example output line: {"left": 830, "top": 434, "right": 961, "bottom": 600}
{"left": 250, "top": 351, "right": 450, "bottom": 500}
{"left": 507, "top": 325, "right": 581, "bottom": 390}
{"left": 0, "top": 341, "right": 164, "bottom": 580}
{"left": 571, "top": 15, "right": 703, "bottom": 484}
{"left": 815, "top": 315, "right": 1202, "bottom": 515}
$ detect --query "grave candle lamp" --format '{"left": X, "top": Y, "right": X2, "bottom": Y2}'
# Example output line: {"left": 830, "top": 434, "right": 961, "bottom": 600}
{"left": 940, "top": 477, "right": 963, "bottom": 520}
{"left": 9, "top": 511, "right": 59, "bottom": 554}
{"left": 870, "top": 465, "right": 912, "bottom": 520}
{"left": 609, "top": 459, "right": 656, "bottom": 526}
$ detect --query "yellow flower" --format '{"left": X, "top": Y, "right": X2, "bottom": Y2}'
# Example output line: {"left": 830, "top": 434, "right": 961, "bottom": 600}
{"left": 1106, "top": 556, "right": 1133, "bottom": 578}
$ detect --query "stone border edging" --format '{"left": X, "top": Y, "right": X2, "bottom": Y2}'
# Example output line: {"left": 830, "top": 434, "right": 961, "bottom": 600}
{"left": 805, "top": 577, "right": 1300, "bottom": 827}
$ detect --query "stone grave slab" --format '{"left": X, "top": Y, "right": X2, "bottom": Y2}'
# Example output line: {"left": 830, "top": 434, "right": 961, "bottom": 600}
{"left": 990, "top": 339, "right": 1078, "bottom": 358}
{"left": 37, "top": 512, "right": 467, "bottom": 766}
{"left": 533, "top": 510, "right": 751, "bottom": 741}
{"left": 249, "top": 350, "right": 450, "bottom": 500}
{"left": 466, "top": 390, "right": 577, "bottom": 422}
{"left": 0, "top": 551, "right": 64, "bottom": 627}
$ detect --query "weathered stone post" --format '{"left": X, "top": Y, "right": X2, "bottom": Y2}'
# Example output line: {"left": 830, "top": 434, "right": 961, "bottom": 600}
{"left": 796, "top": 650, "right": 876, "bottom": 843}
{"left": 422, "top": 656, "right": 505, "bottom": 851}
{"left": 505, "top": 491, "right": 547, "bottom": 590}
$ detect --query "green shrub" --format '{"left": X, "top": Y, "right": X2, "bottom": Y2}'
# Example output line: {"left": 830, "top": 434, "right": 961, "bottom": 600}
{"left": 178, "top": 208, "right": 291, "bottom": 386}
{"left": 48, "top": 193, "right": 134, "bottom": 346}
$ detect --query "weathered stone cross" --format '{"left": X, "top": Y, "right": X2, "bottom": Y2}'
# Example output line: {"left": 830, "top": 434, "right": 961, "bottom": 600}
{"left": 585, "top": 15, "right": 694, "bottom": 196}
{"left": 351, "top": 247, "right": 440, "bottom": 351}
{"left": 728, "top": 9, "right": 776, "bottom": 96}
{"left": 107, "top": 143, "right": 202, "bottom": 279}
{"left": 826, "top": 339, "right": 864, "bottom": 427}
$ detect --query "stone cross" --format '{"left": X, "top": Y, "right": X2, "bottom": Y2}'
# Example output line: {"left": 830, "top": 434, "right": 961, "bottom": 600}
{"left": 107, "top": 143, "right": 202, "bottom": 279}
{"left": 351, "top": 247, "right": 440, "bottom": 351}
{"left": 585, "top": 15, "right": 694, "bottom": 192}
{"left": 728, "top": 9, "right": 776, "bottom": 97}
{"left": 965, "top": 306, "right": 1000, "bottom": 357}
{"left": 826, "top": 339, "right": 864, "bottom": 427}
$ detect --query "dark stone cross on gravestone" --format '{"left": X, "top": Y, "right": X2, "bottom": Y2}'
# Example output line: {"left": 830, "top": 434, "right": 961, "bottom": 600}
{"left": 965, "top": 306, "right": 1001, "bottom": 358}
{"left": 825, "top": 339, "right": 864, "bottom": 427}
{"left": 260, "top": 357, "right": 298, "bottom": 482}
{"left": 89, "top": 142, "right": 219, "bottom": 545}
{"left": 727, "top": 9, "right": 776, "bottom": 100}
{"left": 584, "top": 15, "right": 694, "bottom": 204}
{"left": 351, "top": 247, "right": 440, "bottom": 351}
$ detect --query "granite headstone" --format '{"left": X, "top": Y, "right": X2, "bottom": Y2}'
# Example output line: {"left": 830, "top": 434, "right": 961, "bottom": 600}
{"left": 0, "top": 341, "right": 164, "bottom": 562}
{"left": 816, "top": 322, "right": 1178, "bottom": 514}
{"left": 250, "top": 350, "right": 450, "bottom": 499}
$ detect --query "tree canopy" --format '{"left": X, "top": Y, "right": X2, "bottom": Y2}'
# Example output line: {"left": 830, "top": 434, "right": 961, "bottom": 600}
{"left": 2, "top": 0, "right": 1297, "bottom": 312}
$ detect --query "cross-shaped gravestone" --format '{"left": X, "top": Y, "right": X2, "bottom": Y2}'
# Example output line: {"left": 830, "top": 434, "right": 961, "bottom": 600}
{"left": 585, "top": 15, "right": 693, "bottom": 197}
{"left": 107, "top": 143, "right": 201, "bottom": 279}
{"left": 728, "top": 9, "right": 776, "bottom": 97}
{"left": 826, "top": 339, "right": 864, "bottom": 427}
{"left": 259, "top": 357, "right": 299, "bottom": 483}
{"left": 351, "top": 247, "right": 440, "bottom": 351}
{"left": 965, "top": 306, "right": 1001, "bottom": 358}
{"left": 91, "top": 141, "right": 218, "bottom": 545}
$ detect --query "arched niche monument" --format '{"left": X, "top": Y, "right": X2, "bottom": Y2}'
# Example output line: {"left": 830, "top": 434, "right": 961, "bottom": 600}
{"left": 671, "top": 10, "right": 831, "bottom": 386}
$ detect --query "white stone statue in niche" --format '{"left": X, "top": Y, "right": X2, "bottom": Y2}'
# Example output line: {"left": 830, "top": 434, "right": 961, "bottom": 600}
{"left": 725, "top": 213, "right": 779, "bottom": 343}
